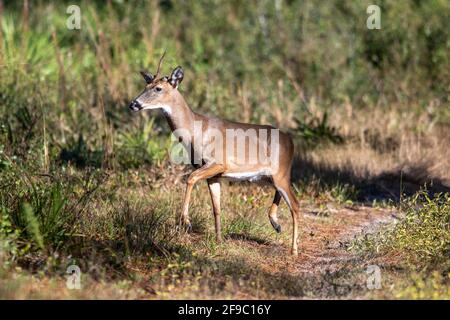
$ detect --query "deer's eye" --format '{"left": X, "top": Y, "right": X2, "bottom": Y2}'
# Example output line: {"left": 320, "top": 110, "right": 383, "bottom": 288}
{"left": 155, "top": 87, "right": 162, "bottom": 92}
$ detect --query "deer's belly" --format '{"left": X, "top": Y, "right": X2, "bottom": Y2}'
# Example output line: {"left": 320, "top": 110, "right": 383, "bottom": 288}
{"left": 220, "top": 170, "right": 272, "bottom": 183}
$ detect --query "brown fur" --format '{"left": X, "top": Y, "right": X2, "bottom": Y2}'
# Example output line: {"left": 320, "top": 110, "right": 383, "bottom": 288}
{"left": 130, "top": 67, "right": 301, "bottom": 255}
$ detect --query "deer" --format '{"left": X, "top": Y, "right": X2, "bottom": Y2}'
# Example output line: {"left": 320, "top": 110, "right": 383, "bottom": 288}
{"left": 129, "top": 53, "right": 302, "bottom": 255}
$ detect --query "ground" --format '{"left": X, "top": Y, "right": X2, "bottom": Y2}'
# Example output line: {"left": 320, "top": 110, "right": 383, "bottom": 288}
{"left": 0, "top": 179, "right": 411, "bottom": 299}
{"left": 1, "top": 0, "right": 449, "bottom": 300}
{"left": 1, "top": 114, "right": 449, "bottom": 299}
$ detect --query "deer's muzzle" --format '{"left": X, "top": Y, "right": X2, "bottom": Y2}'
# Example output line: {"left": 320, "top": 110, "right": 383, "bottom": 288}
{"left": 129, "top": 100, "right": 142, "bottom": 112}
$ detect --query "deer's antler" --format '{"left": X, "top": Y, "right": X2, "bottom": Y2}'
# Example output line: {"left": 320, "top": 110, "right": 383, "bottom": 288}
{"left": 154, "top": 50, "right": 166, "bottom": 79}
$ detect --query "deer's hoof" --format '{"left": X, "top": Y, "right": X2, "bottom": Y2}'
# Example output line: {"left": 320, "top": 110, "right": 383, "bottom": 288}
{"left": 269, "top": 218, "right": 282, "bottom": 234}
{"left": 274, "top": 224, "right": 282, "bottom": 233}
{"left": 176, "top": 222, "right": 192, "bottom": 233}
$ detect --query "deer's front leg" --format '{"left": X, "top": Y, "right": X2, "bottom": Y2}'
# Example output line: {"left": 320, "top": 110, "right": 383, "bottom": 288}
{"left": 180, "top": 163, "right": 225, "bottom": 231}
{"left": 207, "top": 178, "right": 222, "bottom": 242}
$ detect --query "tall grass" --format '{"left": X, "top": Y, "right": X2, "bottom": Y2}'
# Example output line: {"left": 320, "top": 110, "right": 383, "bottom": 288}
{"left": 0, "top": 166, "right": 106, "bottom": 254}
{"left": 0, "top": 0, "right": 448, "bottom": 299}
{"left": 1, "top": 0, "right": 448, "bottom": 171}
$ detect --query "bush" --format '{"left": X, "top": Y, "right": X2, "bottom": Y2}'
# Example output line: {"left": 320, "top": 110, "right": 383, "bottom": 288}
{"left": 115, "top": 118, "right": 168, "bottom": 169}
{"left": 0, "top": 211, "right": 24, "bottom": 268}
{"left": 393, "top": 272, "right": 450, "bottom": 300}
{"left": 352, "top": 190, "right": 450, "bottom": 265}
{"left": 0, "top": 168, "right": 105, "bottom": 254}
{"left": 294, "top": 112, "right": 343, "bottom": 147}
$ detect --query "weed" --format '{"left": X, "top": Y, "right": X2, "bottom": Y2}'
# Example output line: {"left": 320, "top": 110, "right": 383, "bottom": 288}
{"left": 295, "top": 112, "right": 343, "bottom": 147}
{"left": 330, "top": 183, "right": 358, "bottom": 205}
{"left": 0, "top": 0, "right": 449, "bottom": 299}
{"left": 351, "top": 190, "right": 450, "bottom": 265}
{"left": 224, "top": 215, "right": 272, "bottom": 244}
{"left": 116, "top": 118, "right": 168, "bottom": 168}
{"left": 392, "top": 271, "right": 450, "bottom": 300}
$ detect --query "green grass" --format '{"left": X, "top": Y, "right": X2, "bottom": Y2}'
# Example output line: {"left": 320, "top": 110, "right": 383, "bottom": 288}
{"left": 224, "top": 215, "right": 273, "bottom": 243}
{"left": 115, "top": 118, "right": 169, "bottom": 168}
{"left": 352, "top": 190, "right": 450, "bottom": 265}
{"left": 350, "top": 190, "right": 450, "bottom": 299}
{"left": 392, "top": 272, "right": 450, "bottom": 299}
{"left": 0, "top": 0, "right": 449, "bottom": 299}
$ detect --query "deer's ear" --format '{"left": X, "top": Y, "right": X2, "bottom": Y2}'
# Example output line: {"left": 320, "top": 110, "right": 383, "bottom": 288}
{"left": 140, "top": 70, "right": 154, "bottom": 84}
{"left": 169, "top": 66, "right": 184, "bottom": 88}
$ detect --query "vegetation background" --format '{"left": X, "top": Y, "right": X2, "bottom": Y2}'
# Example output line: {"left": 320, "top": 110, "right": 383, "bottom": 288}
{"left": 0, "top": 0, "right": 449, "bottom": 299}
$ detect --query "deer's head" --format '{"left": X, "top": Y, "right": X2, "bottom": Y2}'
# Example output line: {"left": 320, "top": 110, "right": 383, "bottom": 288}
{"left": 129, "top": 52, "right": 184, "bottom": 113}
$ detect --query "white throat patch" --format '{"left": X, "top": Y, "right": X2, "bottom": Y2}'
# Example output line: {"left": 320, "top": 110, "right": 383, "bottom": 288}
{"left": 141, "top": 103, "right": 172, "bottom": 115}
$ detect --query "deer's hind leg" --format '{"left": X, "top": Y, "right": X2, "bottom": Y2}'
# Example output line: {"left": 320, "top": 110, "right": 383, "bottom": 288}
{"left": 273, "top": 176, "right": 300, "bottom": 256}
{"left": 268, "top": 190, "right": 282, "bottom": 233}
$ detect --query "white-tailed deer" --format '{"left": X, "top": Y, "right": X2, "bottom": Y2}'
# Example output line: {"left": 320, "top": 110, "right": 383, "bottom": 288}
{"left": 129, "top": 54, "right": 301, "bottom": 255}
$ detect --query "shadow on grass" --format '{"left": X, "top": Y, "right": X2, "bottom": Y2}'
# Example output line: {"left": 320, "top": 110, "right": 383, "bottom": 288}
{"left": 30, "top": 213, "right": 367, "bottom": 298}
{"left": 172, "top": 250, "right": 367, "bottom": 298}
{"left": 292, "top": 154, "right": 450, "bottom": 203}
{"left": 62, "top": 235, "right": 192, "bottom": 282}
{"left": 226, "top": 233, "right": 272, "bottom": 245}
{"left": 61, "top": 235, "right": 309, "bottom": 298}
{"left": 59, "top": 135, "right": 103, "bottom": 168}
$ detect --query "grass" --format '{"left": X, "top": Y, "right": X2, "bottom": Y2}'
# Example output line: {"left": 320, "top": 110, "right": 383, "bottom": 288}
{"left": 351, "top": 190, "right": 449, "bottom": 264}
{"left": 350, "top": 190, "right": 450, "bottom": 299}
{"left": 0, "top": 0, "right": 449, "bottom": 299}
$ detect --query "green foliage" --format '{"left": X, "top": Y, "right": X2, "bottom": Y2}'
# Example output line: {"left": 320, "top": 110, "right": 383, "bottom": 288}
{"left": 0, "top": 210, "right": 25, "bottom": 267}
{"left": 393, "top": 271, "right": 450, "bottom": 300}
{"left": 21, "top": 203, "right": 44, "bottom": 250}
{"left": 295, "top": 112, "right": 343, "bottom": 146}
{"left": 116, "top": 118, "right": 168, "bottom": 168}
{"left": 0, "top": 167, "right": 105, "bottom": 254}
{"left": 224, "top": 215, "right": 271, "bottom": 243}
{"left": 395, "top": 191, "right": 449, "bottom": 261}
{"left": 352, "top": 190, "right": 450, "bottom": 264}
{"left": 0, "top": 0, "right": 448, "bottom": 170}
{"left": 330, "top": 182, "right": 358, "bottom": 205}
{"left": 0, "top": 0, "right": 448, "bottom": 299}
{"left": 9, "top": 181, "right": 73, "bottom": 251}
{"left": 0, "top": 144, "right": 12, "bottom": 171}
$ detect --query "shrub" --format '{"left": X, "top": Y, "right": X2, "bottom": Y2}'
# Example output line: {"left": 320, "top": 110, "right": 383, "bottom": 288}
{"left": 295, "top": 112, "right": 343, "bottom": 147}
{"left": 393, "top": 272, "right": 450, "bottom": 300}
{"left": 115, "top": 118, "right": 168, "bottom": 169}
{"left": 352, "top": 190, "right": 450, "bottom": 265}
{"left": 0, "top": 168, "right": 105, "bottom": 254}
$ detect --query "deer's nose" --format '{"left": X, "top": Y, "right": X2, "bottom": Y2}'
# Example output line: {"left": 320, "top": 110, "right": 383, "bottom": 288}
{"left": 129, "top": 100, "right": 142, "bottom": 111}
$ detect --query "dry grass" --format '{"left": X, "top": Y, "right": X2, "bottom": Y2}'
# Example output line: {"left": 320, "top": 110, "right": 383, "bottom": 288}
{"left": 1, "top": 101, "right": 448, "bottom": 299}
{"left": 1, "top": 1, "right": 449, "bottom": 300}
{"left": 292, "top": 103, "right": 450, "bottom": 204}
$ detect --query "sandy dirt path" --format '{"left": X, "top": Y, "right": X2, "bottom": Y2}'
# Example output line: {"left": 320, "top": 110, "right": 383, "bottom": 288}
{"left": 228, "top": 204, "right": 397, "bottom": 299}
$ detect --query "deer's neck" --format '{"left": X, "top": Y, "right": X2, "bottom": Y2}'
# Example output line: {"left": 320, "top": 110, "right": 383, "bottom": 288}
{"left": 163, "top": 92, "right": 196, "bottom": 136}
